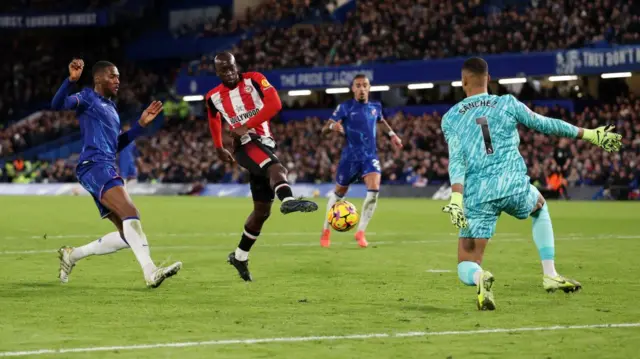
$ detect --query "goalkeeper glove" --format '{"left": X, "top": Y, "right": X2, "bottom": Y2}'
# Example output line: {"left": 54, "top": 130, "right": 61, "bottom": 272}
{"left": 442, "top": 192, "right": 468, "bottom": 229}
{"left": 582, "top": 125, "right": 622, "bottom": 152}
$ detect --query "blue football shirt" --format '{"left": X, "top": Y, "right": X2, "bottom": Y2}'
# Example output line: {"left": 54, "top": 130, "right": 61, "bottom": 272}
{"left": 51, "top": 79, "right": 121, "bottom": 165}
{"left": 330, "top": 99, "right": 383, "bottom": 160}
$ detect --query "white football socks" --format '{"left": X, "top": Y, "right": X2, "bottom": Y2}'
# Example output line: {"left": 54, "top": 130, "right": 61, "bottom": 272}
{"left": 123, "top": 218, "right": 156, "bottom": 279}
{"left": 473, "top": 270, "right": 482, "bottom": 285}
{"left": 542, "top": 260, "right": 558, "bottom": 277}
{"left": 235, "top": 248, "right": 249, "bottom": 261}
{"left": 70, "top": 232, "right": 129, "bottom": 262}
{"left": 357, "top": 191, "right": 379, "bottom": 232}
{"left": 323, "top": 192, "right": 343, "bottom": 230}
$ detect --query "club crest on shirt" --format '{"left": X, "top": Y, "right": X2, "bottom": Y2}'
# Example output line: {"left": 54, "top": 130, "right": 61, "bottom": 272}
{"left": 244, "top": 85, "right": 253, "bottom": 93}
{"left": 261, "top": 79, "right": 271, "bottom": 89}
{"left": 372, "top": 108, "right": 377, "bottom": 116}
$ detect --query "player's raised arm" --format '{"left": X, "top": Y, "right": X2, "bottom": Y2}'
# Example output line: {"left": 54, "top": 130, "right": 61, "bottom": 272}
{"left": 510, "top": 96, "right": 579, "bottom": 138}
{"left": 511, "top": 96, "right": 622, "bottom": 152}
{"left": 51, "top": 59, "right": 85, "bottom": 111}
{"left": 116, "top": 101, "right": 163, "bottom": 152}
{"left": 441, "top": 115, "right": 468, "bottom": 229}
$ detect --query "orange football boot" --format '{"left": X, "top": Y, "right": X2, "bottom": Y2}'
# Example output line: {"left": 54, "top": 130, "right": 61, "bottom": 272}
{"left": 320, "top": 229, "right": 331, "bottom": 248}
{"left": 355, "top": 230, "right": 368, "bottom": 248}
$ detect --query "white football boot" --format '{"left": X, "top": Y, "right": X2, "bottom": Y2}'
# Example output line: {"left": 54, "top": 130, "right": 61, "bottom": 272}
{"left": 145, "top": 262, "right": 183, "bottom": 288}
{"left": 57, "top": 246, "right": 76, "bottom": 283}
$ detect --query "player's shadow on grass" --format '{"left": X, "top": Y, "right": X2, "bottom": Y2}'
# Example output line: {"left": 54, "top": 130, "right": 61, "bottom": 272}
{"left": 400, "top": 304, "right": 460, "bottom": 313}
{"left": 3, "top": 282, "right": 130, "bottom": 293}
{"left": 8, "top": 282, "right": 60, "bottom": 288}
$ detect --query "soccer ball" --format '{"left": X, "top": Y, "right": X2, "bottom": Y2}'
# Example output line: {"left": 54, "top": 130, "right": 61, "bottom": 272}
{"left": 327, "top": 200, "right": 359, "bottom": 232}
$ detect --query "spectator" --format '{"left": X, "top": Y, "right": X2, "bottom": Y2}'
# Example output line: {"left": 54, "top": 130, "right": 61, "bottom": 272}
{"left": 4, "top": 93, "right": 639, "bottom": 197}
{"left": 189, "top": 0, "right": 640, "bottom": 74}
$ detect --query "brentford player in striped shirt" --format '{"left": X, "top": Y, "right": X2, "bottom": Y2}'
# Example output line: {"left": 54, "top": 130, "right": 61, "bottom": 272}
{"left": 206, "top": 52, "right": 318, "bottom": 282}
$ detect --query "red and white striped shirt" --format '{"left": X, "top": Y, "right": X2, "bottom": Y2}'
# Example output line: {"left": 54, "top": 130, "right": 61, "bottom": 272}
{"left": 206, "top": 72, "right": 282, "bottom": 148}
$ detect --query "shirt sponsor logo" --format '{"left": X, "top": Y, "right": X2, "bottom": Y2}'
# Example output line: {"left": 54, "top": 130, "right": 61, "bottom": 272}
{"left": 228, "top": 108, "right": 260, "bottom": 124}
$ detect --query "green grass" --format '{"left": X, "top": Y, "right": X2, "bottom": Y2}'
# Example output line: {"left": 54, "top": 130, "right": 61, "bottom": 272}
{"left": 0, "top": 196, "right": 639, "bottom": 358}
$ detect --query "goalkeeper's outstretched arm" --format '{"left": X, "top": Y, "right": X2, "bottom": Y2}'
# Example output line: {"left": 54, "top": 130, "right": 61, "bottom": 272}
{"left": 510, "top": 96, "right": 622, "bottom": 152}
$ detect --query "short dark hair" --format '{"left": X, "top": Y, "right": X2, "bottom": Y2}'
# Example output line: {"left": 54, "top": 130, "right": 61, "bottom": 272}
{"left": 462, "top": 57, "right": 488, "bottom": 75}
{"left": 92, "top": 60, "right": 115, "bottom": 77}
{"left": 352, "top": 73, "right": 368, "bottom": 83}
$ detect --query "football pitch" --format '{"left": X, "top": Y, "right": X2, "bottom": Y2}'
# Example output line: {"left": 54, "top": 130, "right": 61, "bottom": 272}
{"left": 0, "top": 196, "right": 639, "bottom": 358}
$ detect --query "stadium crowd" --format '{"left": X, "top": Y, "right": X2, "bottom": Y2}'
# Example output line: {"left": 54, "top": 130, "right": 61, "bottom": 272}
{"left": 0, "top": 66, "right": 170, "bottom": 159}
{"left": 174, "top": 0, "right": 337, "bottom": 38}
{"left": 1, "top": 0, "right": 638, "bottom": 200}
{"left": 189, "top": 0, "right": 640, "bottom": 73}
{"left": 0, "top": 111, "right": 78, "bottom": 157}
{"left": 4, "top": 94, "right": 638, "bottom": 200}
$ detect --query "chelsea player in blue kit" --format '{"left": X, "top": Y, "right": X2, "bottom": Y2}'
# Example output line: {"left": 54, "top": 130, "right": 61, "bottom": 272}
{"left": 118, "top": 124, "right": 139, "bottom": 184}
{"left": 441, "top": 58, "right": 622, "bottom": 310}
{"left": 320, "top": 74, "right": 403, "bottom": 248}
{"left": 52, "top": 59, "right": 182, "bottom": 288}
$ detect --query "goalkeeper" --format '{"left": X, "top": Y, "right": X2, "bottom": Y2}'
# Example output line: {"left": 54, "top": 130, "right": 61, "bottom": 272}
{"left": 441, "top": 57, "right": 622, "bottom": 311}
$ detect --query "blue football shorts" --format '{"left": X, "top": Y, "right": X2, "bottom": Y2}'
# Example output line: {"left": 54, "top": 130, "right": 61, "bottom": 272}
{"left": 76, "top": 161, "right": 124, "bottom": 218}
{"left": 335, "top": 156, "right": 381, "bottom": 186}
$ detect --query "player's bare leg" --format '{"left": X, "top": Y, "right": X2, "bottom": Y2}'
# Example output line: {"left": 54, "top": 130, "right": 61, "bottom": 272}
{"left": 267, "top": 164, "right": 318, "bottom": 214}
{"left": 100, "top": 185, "right": 181, "bottom": 288}
{"left": 530, "top": 193, "right": 581, "bottom": 293}
{"left": 320, "top": 184, "right": 349, "bottom": 248}
{"left": 458, "top": 238, "right": 495, "bottom": 310}
{"left": 354, "top": 173, "right": 381, "bottom": 248}
{"left": 58, "top": 213, "right": 129, "bottom": 283}
{"left": 228, "top": 201, "right": 272, "bottom": 282}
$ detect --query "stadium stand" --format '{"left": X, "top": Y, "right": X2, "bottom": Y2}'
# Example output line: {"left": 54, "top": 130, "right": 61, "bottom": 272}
{"left": 188, "top": 0, "right": 640, "bottom": 74}
{"left": 4, "top": 94, "right": 638, "bottom": 201}
{"left": 0, "top": 111, "right": 78, "bottom": 157}
{"left": 0, "top": 0, "right": 638, "bottom": 201}
{"left": 172, "top": 0, "right": 336, "bottom": 38}
{"left": 0, "top": 65, "right": 172, "bottom": 156}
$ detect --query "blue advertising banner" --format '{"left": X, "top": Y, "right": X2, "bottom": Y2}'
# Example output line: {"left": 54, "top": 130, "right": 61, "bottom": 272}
{"left": 278, "top": 100, "right": 574, "bottom": 122}
{"left": 176, "top": 46, "right": 640, "bottom": 94}
{"left": 176, "top": 51, "right": 555, "bottom": 94}
{"left": 0, "top": 183, "right": 371, "bottom": 198}
{"left": 555, "top": 46, "right": 640, "bottom": 75}
{"left": 200, "top": 184, "right": 369, "bottom": 198}
{"left": 0, "top": 11, "right": 109, "bottom": 28}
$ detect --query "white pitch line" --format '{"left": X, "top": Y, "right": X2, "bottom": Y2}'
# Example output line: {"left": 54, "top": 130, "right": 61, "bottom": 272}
{"left": 1, "top": 235, "right": 639, "bottom": 256}
{"left": 426, "top": 269, "right": 453, "bottom": 273}
{"left": 0, "top": 238, "right": 474, "bottom": 256}
{"left": 0, "top": 249, "right": 56, "bottom": 255}
{"left": 0, "top": 323, "right": 638, "bottom": 357}
{"left": 0, "top": 232, "right": 526, "bottom": 241}
{"left": 4, "top": 231, "right": 634, "bottom": 242}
